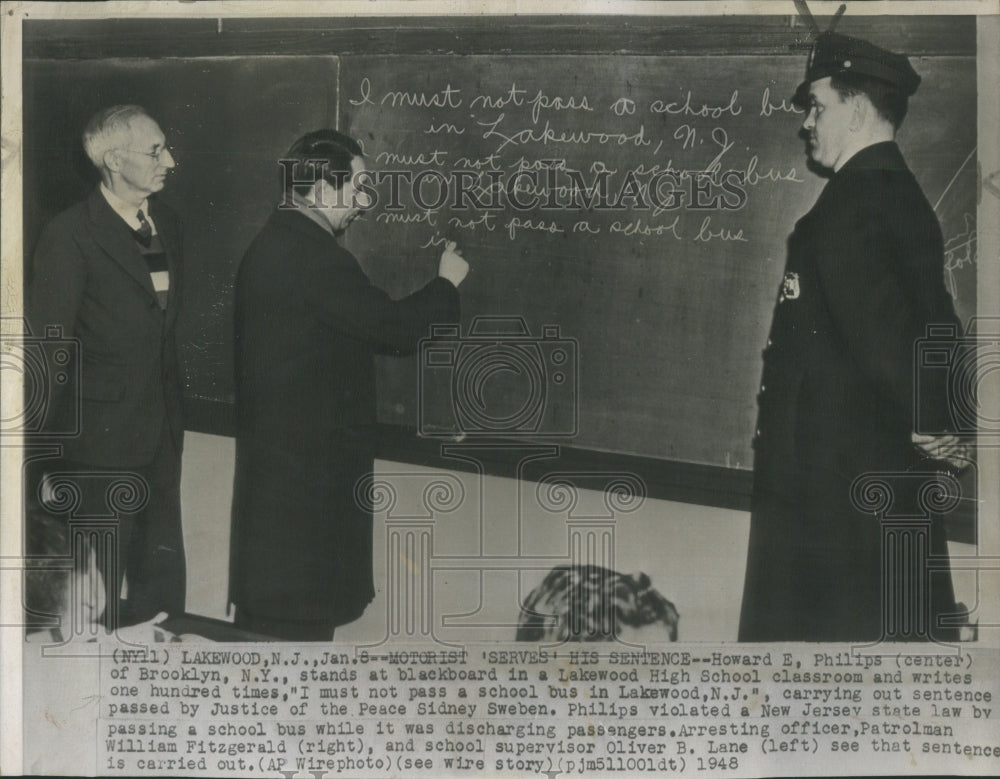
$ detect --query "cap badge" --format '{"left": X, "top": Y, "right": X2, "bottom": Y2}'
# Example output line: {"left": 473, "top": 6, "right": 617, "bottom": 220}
{"left": 779, "top": 272, "right": 801, "bottom": 302}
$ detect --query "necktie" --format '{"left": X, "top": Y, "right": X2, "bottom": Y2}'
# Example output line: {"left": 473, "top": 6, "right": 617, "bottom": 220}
{"left": 134, "top": 209, "right": 153, "bottom": 247}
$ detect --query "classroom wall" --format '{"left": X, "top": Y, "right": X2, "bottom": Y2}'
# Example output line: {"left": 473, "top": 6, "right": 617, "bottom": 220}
{"left": 180, "top": 432, "right": 978, "bottom": 643}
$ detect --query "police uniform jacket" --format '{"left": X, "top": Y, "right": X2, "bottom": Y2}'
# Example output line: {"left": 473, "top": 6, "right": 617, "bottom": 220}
{"left": 229, "top": 207, "right": 460, "bottom": 625}
{"left": 738, "top": 141, "right": 960, "bottom": 641}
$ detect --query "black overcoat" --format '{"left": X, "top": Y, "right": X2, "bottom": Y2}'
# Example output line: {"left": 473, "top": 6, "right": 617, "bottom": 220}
{"left": 739, "top": 142, "right": 961, "bottom": 642}
{"left": 229, "top": 208, "right": 460, "bottom": 625}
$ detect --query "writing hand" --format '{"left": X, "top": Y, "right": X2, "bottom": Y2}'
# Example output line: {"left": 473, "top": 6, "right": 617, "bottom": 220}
{"left": 438, "top": 240, "right": 469, "bottom": 288}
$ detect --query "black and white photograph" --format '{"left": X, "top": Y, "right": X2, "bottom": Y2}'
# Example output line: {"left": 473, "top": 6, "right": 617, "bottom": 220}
{"left": 1, "top": 1, "right": 997, "bottom": 777}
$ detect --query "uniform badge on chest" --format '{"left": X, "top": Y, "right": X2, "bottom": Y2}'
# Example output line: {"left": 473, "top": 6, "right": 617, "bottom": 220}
{"left": 778, "top": 271, "right": 801, "bottom": 302}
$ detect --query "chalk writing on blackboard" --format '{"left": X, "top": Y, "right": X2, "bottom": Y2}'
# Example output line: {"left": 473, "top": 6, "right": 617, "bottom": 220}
{"left": 344, "top": 72, "right": 816, "bottom": 250}
{"left": 337, "top": 54, "right": 976, "bottom": 465}
{"left": 933, "top": 148, "right": 978, "bottom": 303}
{"left": 944, "top": 213, "right": 977, "bottom": 301}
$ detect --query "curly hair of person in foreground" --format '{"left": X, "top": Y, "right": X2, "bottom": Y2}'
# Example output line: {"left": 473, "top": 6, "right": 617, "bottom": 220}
{"left": 516, "top": 565, "right": 679, "bottom": 642}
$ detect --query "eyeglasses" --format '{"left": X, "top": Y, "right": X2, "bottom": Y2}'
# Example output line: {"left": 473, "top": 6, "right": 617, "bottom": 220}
{"left": 116, "top": 146, "right": 173, "bottom": 161}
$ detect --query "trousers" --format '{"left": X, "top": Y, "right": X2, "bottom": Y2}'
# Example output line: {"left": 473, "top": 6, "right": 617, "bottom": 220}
{"left": 60, "top": 421, "right": 185, "bottom": 628}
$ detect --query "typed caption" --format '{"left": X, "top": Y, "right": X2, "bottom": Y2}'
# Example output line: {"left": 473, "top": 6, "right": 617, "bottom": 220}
{"left": 97, "top": 643, "right": 999, "bottom": 777}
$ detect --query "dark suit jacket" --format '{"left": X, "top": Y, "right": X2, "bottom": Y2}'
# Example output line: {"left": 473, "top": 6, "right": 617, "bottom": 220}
{"left": 28, "top": 188, "right": 184, "bottom": 467}
{"left": 229, "top": 207, "right": 460, "bottom": 624}
{"left": 739, "top": 142, "right": 960, "bottom": 641}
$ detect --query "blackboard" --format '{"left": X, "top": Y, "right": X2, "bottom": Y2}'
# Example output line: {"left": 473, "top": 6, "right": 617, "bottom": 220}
{"left": 339, "top": 55, "right": 977, "bottom": 466}
{"left": 23, "top": 51, "right": 977, "bottom": 469}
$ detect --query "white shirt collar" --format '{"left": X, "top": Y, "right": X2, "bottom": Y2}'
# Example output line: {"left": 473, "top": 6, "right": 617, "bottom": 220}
{"left": 100, "top": 183, "right": 153, "bottom": 231}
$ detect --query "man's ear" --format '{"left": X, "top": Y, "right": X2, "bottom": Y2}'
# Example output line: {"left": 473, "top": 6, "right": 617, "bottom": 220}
{"left": 309, "top": 179, "right": 331, "bottom": 208}
{"left": 848, "top": 94, "right": 868, "bottom": 132}
{"left": 103, "top": 149, "right": 122, "bottom": 173}
{"left": 315, "top": 176, "right": 351, "bottom": 209}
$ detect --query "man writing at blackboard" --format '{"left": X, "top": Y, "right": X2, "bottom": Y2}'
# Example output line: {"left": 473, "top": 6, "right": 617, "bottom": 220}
{"left": 739, "top": 33, "right": 970, "bottom": 642}
{"left": 28, "top": 105, "right": 186, "bottom": 630}
{"left": 229, "top": 129, "right": 468, "bottom": 640}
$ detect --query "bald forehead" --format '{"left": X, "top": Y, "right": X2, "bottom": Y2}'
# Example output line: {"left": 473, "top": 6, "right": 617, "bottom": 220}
{"left": 121, "top": 115, "right": 167, "bottom": 155}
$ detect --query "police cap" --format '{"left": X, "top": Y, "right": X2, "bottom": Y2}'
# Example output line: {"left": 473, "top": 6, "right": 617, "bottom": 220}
{"left": 792, "top": 32, "right": 921, "bottom": 108}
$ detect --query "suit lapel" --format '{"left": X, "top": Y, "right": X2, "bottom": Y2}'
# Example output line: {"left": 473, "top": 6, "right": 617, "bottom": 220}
{"left": 85, "top": 188, "right": 159, "bottom": 305}
{"left": 150, "top": 197, "right": 182, "bottom": 329}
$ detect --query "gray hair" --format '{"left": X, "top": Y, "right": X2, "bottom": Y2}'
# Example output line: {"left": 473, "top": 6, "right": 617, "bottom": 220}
{"left": 81, "top": 105, "right": 150, "bottom": 168}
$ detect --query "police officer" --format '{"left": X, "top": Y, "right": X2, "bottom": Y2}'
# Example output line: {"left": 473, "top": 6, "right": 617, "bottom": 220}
{"left": 738, "top": 33, "right": 966, "bottom": 642}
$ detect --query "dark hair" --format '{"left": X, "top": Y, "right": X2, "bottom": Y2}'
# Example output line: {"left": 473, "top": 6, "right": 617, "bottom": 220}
{"left": 830, "top": 72, "right": 909, "bottom": 130}
{"left": 516, "top": 565, "right": 679, "bottom": 642}
{"left": 283, "top": 128, "right": 363, "bottom": 196}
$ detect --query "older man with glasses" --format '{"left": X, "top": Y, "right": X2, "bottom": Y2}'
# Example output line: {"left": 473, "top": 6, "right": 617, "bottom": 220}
{"left": 28, "top": 104, "right": 186, "bottom": 629}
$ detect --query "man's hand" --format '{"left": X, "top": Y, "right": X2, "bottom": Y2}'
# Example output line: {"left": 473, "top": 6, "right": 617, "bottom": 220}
{"left": 438, "top": 241, "right": 469, "bottom": 287}
{"left": 912, "top": 432, "right": 974, "bottom": 471}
